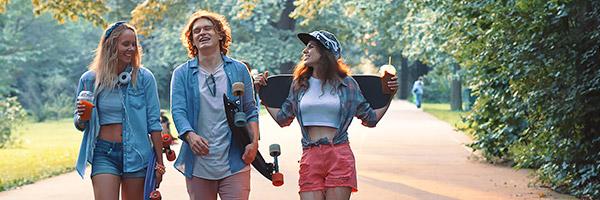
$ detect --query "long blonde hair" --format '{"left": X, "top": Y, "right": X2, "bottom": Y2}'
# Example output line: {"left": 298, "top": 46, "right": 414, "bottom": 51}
{"left": 88, "top": 22, "right": 142, "bottom": 91}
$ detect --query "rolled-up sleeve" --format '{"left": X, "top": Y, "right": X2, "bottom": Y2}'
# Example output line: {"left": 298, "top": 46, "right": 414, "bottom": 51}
{"left": 240, "top": 66, "right": 259, "bottom": 122}
{"left": 142, "top": 69, "right": 163, "bottom": 133}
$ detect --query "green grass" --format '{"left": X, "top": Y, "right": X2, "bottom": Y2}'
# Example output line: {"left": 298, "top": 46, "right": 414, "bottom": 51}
{"left": 0, "top": 109, "right": 265, "bottom": 191}
{"left": 422, "top": 103, "right": 467, "bottom": 129}
{"left": 0, "top": 118, "right": 81, "bottom": 191}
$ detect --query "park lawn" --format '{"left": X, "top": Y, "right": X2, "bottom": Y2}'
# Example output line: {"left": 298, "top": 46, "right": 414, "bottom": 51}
{"left": 422, "top": 103, "right": 467, "bottom": 130}
{"left": 0, "top": 118, "right": 81, "bottom": 191}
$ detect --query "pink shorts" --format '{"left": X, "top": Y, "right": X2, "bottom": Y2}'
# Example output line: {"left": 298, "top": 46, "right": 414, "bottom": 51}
{"left": 298, "top": 143, "right": 358, "bottom": 193}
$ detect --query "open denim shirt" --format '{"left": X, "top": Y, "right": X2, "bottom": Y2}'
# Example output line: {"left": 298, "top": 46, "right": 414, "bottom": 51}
{"left": 170, "top": 56, "right": 258, "bottom": 178}
{"left": 73, "top": 67, "right": 163, "bottom": 178}
{"left": 275, "top": 76, "right": 379, "bottom": 148}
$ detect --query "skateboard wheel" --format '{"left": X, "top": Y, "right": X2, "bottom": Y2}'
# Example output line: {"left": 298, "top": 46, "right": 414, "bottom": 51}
{"left": 166, "top": 149, "right": 176, "bottom": 161}
{"left": 272, "top": 172, "right": 284, "bottom": 186}
{"left": 149, "top": 190, "right": 162, "bottom": 200}
{"left": 269, "top": 144, "right": 281, "bottom": 157}
{"left": 232, "top": 82, "right": 245, "bottom": 96}
{"left": 162, "top": 134, "right": 172, "bottom": 146}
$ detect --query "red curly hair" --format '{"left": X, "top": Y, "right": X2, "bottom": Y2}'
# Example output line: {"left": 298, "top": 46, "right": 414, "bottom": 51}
{"left": 181, "top": 10, "right": 232, "bottom": 58}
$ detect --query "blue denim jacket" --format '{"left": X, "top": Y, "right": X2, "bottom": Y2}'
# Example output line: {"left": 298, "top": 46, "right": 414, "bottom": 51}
{"left": 170, "top": 56, "right": 258, "bottom": 178}
{"left": 73, "top": 67, "right": 162, "bottom": 178}
{"left": 275, "top": 76, "right": 378, "bottom": 148}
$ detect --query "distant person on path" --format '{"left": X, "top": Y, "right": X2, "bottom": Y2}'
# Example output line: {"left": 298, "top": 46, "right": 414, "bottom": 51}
{"left": 255, "top": 30, "right": 398, "bottom": 200}
{"left": 170, "top": 10, "right": 259, "bottom": 200}
{"left": 412, "top": 76, "right": 424, "bottom": 108}
{"left": 160, "top": 110, "right": 177, "bottom": 142}
{"left": 73, "top": 21, "right": 164, "bottom": 200}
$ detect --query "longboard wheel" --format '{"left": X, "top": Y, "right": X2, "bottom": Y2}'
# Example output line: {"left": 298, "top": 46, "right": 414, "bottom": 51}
{"left": 149, "top": 190, "right": 162, "bottom": 200}
{"left": 166, "top": 149, "right": 176, "bottom": 161}
{"left": 162, "top": 134, "right": 172, "bottom": 146}
{"left": 272, "top": 172, "right": 284, "bottom": 186}
{"left": 269, "top": 144, "right": 281, "bottom": 157}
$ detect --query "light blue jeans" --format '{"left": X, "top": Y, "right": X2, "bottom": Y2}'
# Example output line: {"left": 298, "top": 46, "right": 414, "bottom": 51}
{"left": 414, "top": 93, "right": 423, "bottom": 108}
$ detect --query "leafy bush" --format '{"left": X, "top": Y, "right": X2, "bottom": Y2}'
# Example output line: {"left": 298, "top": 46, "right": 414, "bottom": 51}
{"left": 440, "top": 1, "right": 600, "bottom": 198}
{"left": 0, "top": 97, "right": 26, "bottom": 148}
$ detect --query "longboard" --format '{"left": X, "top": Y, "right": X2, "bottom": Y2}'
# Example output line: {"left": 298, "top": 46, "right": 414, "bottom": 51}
{"left": 258, "top": 75, "right": 392, "bottom": 109}
{"left": 223, "top": 95, "right": 283, "bottom": 186}
{"left": 143, "top": 153, "right": 161, "bottom": 200}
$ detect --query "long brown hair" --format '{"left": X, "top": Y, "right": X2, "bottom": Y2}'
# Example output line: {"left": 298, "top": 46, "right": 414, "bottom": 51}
{"left": 292, "top": 43, "right": 350, "bottom": 92}
{"left": 181, "top": 10, "right": 232, "bottom": 58}
{"left": 89, "top": 22, "right": 141, "bottom": 91}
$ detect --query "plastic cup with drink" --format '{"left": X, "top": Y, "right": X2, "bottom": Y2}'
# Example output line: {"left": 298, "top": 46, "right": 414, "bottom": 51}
{"left": 379, "top": 57, "right": 397, "bottom": 94}
{"left": 78, "top": 91, "right": 94, "bottom": 121}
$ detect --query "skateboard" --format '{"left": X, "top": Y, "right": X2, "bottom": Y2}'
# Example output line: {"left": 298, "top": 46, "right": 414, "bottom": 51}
{"left": 143, "top": 134, "right": 177, "bottom": 200}
{"left": 223, "top": 90, "right": 284, "bottom": 186}
{"left": 258, "top": 74, "right": 393, "bottom": 109}
{"left": 143, "top": 153, "right": 161, "bottom": 200}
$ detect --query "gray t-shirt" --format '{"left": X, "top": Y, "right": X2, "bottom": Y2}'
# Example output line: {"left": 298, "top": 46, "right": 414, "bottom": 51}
{"left": 192, "top": 63, "right": 247, "bottom": 180}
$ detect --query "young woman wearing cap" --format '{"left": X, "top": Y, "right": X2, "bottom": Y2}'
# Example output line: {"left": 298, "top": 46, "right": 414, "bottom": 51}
{"left": 73, "top": 21, "right": 164, "bottom": 199}
{"left": 256, "top": 30, "right": 398, "bottom": 200}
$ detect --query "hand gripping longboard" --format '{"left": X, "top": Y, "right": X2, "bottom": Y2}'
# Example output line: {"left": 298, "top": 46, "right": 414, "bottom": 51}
{"left": 223, "top": 92, "right": 283, "bottom": 186}
{"left": 258, "top": 75, "right": 392, "bottom": 109}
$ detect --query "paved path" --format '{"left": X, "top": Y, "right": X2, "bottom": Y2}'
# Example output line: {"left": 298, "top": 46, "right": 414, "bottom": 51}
{"left": 0, "top": 100, "right": 574, "bottom": 199}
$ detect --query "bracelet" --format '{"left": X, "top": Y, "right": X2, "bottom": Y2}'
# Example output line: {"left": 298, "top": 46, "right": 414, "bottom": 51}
{"left": 155, "top": 163, "right": 165, "bottom": 175}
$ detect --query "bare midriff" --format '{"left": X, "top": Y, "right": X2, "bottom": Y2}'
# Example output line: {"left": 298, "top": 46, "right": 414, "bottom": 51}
{"left": 98, "top": 124, "right": 123, "bottom": 142}
{"left": 306, "top": 126, "right": 337, "bottom": 143}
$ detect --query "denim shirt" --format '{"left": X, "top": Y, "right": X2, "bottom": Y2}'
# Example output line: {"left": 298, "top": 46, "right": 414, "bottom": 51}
{"left": 275, "top": 76, "right": 378, "bottom": 148}
{"left": 170, "top": 56, "right": 258, "bottom": 178}
{"left": 73, "top": 67, "right": 163, "bottom": 178}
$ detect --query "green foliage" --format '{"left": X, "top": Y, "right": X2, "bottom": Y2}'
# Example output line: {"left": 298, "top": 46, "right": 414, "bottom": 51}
{"left": 0, "top": 97, "right": 26, "bottom": 148}
{"left": 427, "top": 0, "right": 600, "bottom": 198}
{"left": 422, "top": 63, "right": 451, "bottom": 103}
{"left": 0, "top": 0, "right": 101, "bottom": 121}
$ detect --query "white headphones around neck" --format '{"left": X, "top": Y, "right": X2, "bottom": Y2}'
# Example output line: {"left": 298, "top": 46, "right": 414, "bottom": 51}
{"left": 117, "top": 66, "right": 132, "bottom": 85}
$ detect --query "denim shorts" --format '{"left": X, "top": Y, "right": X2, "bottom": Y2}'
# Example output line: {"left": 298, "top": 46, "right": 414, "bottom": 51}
{"left": 91, "top": 139, "right": 146, "bottom": 178}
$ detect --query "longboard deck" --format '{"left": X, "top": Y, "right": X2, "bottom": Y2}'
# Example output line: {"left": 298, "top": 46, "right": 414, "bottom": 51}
{"left": 258, "top": 75, "right": 391, "bottom": 109}
{"left": 223, "top": 95, "right": 275, "bottom": 180}
{"left": 143, "top": 153, "right": 157, "bottom": 200}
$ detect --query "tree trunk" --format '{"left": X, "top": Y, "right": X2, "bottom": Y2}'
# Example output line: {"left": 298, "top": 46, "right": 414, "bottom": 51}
{"left": 450, "top": 64, "right": 462, "bottom": 111}
{"left": 398, "top": 56, "right": 409, "bottom": 99}
{"left": 276, "top": 0, "right": 296, "bottom": 74}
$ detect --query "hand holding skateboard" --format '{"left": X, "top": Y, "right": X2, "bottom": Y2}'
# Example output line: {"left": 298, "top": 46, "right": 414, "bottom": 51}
{"left": 380, "top": 58, "right": 399, "bottom": 95}
{"left": 253, "top": 71, "right": 269, "bottom": 90}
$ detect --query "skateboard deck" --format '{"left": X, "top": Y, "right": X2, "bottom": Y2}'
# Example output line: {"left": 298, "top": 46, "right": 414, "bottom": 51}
{"left": 223, "top": 95, "right": 283, "bottom": 185}
{"left": 258, "top": 75, "right": 392, "bottom": 109}
{"left": 143, "top": 153, "right": 160, "bottom": 200}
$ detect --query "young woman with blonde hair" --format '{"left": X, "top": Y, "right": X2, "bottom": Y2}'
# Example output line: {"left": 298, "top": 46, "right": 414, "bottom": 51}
{"left": 73, "top": 21, "right": 164, "bottom": 200}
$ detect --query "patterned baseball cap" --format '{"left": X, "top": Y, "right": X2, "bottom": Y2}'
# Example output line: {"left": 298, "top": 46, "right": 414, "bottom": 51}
{"left": 297, "top": 30, "right": 342, "bottom": 59}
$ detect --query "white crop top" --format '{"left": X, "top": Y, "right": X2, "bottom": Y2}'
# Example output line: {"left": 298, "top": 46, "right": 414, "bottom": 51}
{"left": 299, "top": 77, "right": 340, "bottom": 128}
